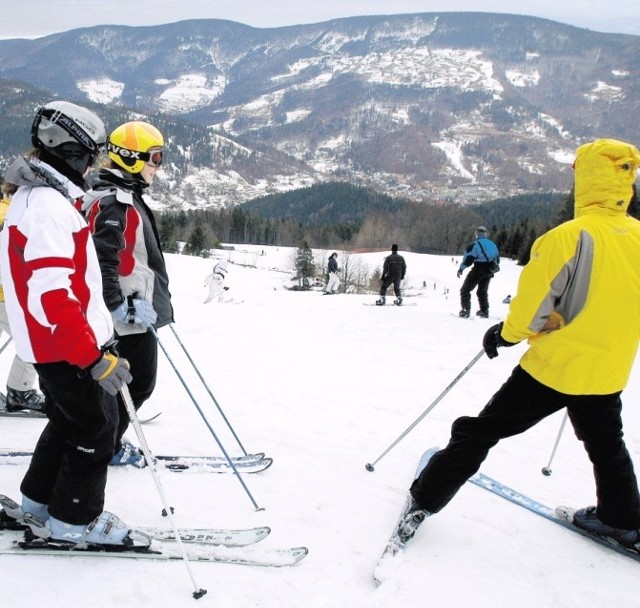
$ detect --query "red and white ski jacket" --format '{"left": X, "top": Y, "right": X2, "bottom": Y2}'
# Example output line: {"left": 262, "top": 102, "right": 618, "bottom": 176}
{"left": 0, "top": 157, "right": 114, "bottom": 368}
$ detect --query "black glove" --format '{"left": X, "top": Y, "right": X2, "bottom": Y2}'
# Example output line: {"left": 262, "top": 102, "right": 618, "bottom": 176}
{"left": 482, "top": 322, "right": 517, "bottom": 359}
{"left": 457, "top": 269, "right": 463, "bottom": 278}
{"left": 90, "top": 352, "right": 132, "bottom": 395}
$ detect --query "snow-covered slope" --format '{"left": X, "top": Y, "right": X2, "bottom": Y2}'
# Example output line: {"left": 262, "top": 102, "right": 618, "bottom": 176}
{"left": 1, "top": 246, "right": 638, "bottom": 607}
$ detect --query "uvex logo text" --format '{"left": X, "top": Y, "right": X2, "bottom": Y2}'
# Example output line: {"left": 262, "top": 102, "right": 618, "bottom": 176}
{"left": 108, "top": 143, "right": 140, "bottom": 158}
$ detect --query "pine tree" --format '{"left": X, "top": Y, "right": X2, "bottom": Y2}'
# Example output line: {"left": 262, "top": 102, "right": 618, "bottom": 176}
{"left": 185, "top": 224, "right": 207, "bottom": 256}
{"left": 294, "top": 241, "right": 316, "bottom": 288}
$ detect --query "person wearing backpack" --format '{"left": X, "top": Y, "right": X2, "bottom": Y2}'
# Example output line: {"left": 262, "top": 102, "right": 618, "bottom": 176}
{"left": 457, "top": 226, "right": 500, "bottom": 318}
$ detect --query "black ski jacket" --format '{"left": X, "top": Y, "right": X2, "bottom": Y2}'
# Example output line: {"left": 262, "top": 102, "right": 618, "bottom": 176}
{"left": 82, "top": 168, "right": 174, "bottom": 335}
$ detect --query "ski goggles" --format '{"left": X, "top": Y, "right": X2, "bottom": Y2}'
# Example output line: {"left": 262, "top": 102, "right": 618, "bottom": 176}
{"left": 107, "top": 143, "right": 164, "bottom": 167}
{"left": 144, "top": 148, "right": 164, "bottom": 167}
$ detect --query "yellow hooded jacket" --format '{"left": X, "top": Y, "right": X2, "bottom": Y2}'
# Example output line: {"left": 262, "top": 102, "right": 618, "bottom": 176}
{"left": 502, "top": 139, "right": 640, "bottom": 395}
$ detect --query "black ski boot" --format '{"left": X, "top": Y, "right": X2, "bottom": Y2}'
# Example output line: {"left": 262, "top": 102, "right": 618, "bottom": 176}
{"left": 6, "top": 389, "right": 46, "bottom": 413}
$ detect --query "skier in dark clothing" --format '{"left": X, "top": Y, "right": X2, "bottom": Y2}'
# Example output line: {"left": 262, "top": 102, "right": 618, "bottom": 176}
{"left": 398, "top": 138, "right": 640, "bottom": 550}
{"left": 324, "top": 252, "right": 340, "bottom": 294}
{"left": 377, "top": 244, "right": 407, "bottom": 305}
{"left": 457, "top": 226, "right": 499, "bottom": 318}
{"left": 82, "top": 121, "right": 174, "bottom": 468}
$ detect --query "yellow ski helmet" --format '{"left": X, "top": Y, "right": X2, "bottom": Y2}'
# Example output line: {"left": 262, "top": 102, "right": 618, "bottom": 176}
{"left": 107, "top": 121, "right": 164, "bottom": 174}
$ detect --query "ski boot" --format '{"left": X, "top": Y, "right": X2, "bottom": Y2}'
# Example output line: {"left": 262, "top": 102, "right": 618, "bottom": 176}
{"left": 110, "top": 440, "right": 146, "bottom": 468}
{"left": 573, "top": 506, "right": 640, "bottom": 547}
{"left": 394, "top": 298, "right": 403, "bottom": 306}
{"left": 398, "top": 499, "right": 431, "bottom": 543}
{"left": 40, "top": 511, "right": 152, "bottom": 548}
{"left": 5, "top": 388, "right": 46, "bottom": 413}
{"left": 375, "top": 296, "right": 386, "bottom": 306}
{"left": 476, "top": 309, "right": 489, "bottom": 318}
{"left": 0, "top": 494, "right": 49, "bottom": 528}
{"left": 459, "top": 308, "right": 470, "bottom": 318}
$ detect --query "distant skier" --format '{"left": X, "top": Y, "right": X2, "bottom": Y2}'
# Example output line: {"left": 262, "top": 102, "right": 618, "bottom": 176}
{"left": 457, "top": 226, "right": 500, "bottom": 318}
{"left": 324, "top": 252, "right": 340, "bottom": 294}
{"left": 204, "top": 259, "right": 230, "bottom": 303}
{"left": 377, "top": 244, "right": 406, "bottom": 305}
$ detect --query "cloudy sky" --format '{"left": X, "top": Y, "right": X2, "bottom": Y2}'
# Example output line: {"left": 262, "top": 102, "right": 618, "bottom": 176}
{"left": 1, "top": 0, "right": 638, "bottom": 38}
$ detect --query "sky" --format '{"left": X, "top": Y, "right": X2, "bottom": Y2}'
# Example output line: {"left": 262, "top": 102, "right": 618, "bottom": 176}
{"left": 0, "top": 0, "right": 638, "bottom": 39}
{"left": 1, "top": 245, "right": 640, "bottom": 607}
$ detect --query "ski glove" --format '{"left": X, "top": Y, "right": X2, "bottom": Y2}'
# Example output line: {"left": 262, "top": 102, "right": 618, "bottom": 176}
{"left": 457, "top": 269, "right": 463, "bottom": 278}
{"left": 483, "top": 322, "right": 517, "bottom": 359}
{"left": 111, "top": 296, "right": 157, "bottom": 328}
{"left": 90, "top": 352, "right": 132, "bottom": 396}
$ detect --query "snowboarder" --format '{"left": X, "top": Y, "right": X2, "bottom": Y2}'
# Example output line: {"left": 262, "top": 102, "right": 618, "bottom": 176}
{"left": 204, "top": 259, "right": 230, "bottom": 303}
{"left": 0, "top": 101, "right": 146, "bottom": 547}
{"left": 0, "top": 194, "right": 46, "bottom": 414}
{"left": 457, "top": 226, "right": 499, "bottom": 318}
{"left": 398, "top": 139, "right": 640, "bottom": 550}
{"left": 82, "top": 121, "right": 174, "bottom": 468}
{"left": 324, "top": 252, "right": 340, "bottom": 294}
{"left": 377, "top": 244, "right": 406, "bottom": 305}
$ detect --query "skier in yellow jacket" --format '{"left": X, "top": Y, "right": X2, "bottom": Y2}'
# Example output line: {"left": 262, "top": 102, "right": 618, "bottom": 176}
{"left": 400, "top": 138, "right": 640, "bottom": 548}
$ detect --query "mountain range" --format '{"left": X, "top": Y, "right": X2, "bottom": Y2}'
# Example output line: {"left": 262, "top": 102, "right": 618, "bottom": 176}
{"left": 0, "top": 13, "right": 638, "bottom": 211}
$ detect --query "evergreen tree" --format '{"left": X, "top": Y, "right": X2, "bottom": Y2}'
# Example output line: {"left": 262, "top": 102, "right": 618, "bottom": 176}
{"left": 293, "top": 241, "right": 316, "bottom": 288}
{"left": 185, "top": 224, "right": 207, "bottom": 256}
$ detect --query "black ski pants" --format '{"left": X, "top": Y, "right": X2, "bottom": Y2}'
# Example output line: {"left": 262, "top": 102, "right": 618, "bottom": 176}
{"left": 113, "top": 329, "right": 158, "bottom": 452}
{"left": 380, "top": 276, "right": 402, "bottom": 298}
{"left": 23, "top": 361, "right": 118, "bottom": 525}
{"left": 460, "top": 265, "right": 492, "bottom": 312}
{"left": 410, "top": 365, "right": 640, "bottom": 529}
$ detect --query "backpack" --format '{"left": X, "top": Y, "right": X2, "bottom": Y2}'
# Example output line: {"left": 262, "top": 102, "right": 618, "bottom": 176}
{"left": 477, "top": 240, "right": 500, "bottom": 273}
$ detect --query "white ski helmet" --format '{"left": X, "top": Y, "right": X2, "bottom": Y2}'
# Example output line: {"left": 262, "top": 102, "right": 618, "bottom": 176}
{"left": 31, "top": 101, "right": 106, "bottom": 175}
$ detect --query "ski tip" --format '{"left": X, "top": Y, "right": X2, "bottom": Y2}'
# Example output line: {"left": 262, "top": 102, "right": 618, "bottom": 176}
{"left": 247, "top": 457, "right": 273, "bottom": 473}
{"left": 290, "top": 547, "right": 309, "bottom": 563}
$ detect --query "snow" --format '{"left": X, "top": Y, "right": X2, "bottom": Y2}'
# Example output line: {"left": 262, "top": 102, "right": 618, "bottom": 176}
{"left": 1, "top": 245, "right": 639, "bottom": 607}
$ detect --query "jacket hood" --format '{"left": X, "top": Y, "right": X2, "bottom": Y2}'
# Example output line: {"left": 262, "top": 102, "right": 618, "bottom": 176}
{"left": 574, "top": 139, "right": 640, "bottom": 217}
{"left": 4, "top": 156, "right": 84, "bottom": 201}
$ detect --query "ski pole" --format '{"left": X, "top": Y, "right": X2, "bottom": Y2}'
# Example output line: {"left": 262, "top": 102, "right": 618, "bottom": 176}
{"left": 0, "top": 336, "right": 13, "bottom": 356}
{"left": 541, "top": 410, "right": 568, "bottom": 476}
{"left": 151, "top": 327, "right": 264, "bottom": 511}
{"left": 120, "top": 385, "right": 207, "bottom": 600}
{"left": 169, "top": 324, "right": 248, "bottom": 456}
{"left": 365, "top": 348, "right": 486, "bottom": 472}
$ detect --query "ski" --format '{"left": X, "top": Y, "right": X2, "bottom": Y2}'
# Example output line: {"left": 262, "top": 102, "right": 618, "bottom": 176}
{"left": 0, "top": 517, "right": 271, "bottom": 548}
{"left": 467, "top": 471, "right": 640, "bottom": 564}
{"left": 154, "top": 455, "right": 272, "bottom": 473}
{"left": 363, "top": 302, "right": 417, "bottom": 307}
{"left": 0, "top": 408, "right": 46, "bottom": 419}
{"left": 0, "top": 450, "right": 270, "bottom": 473}
{"left": 450, "top": 313, "right": 499, "bottom": 321}
{"left": 373, "top": 447, "right": 437, "bottom": 585}
{"left": 0, "top": 530, "right": 308, "bottom": 567}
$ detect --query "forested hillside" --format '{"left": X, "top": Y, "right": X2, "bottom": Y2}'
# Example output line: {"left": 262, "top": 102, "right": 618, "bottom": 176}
{"left": 160, "top": 183, "right": 569, "bottom": 264}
